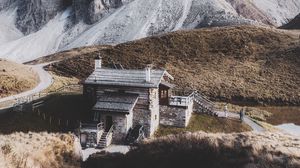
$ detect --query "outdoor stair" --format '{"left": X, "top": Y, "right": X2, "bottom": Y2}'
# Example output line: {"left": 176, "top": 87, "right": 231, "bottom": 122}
{"left": 192, "top": 91, "right": 216, "bottom": 115}
{"left": 97, "top": 125, "right": 114, "bottom": 149}
{"left": 98, "top": 132, "right": 109, "bottom": 149}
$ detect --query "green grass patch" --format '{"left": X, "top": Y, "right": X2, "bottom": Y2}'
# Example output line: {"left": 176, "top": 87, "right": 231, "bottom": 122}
{"left": 155, "top": 114, "right": 251, "bottom": 137}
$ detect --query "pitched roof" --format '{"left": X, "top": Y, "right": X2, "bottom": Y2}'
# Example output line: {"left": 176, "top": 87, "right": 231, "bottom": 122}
{"left": 85, "top": 68, "right": 173, "bottom": 88}
{"left": 160, "top": 81, "right": 176, "bottom": 88}
{"left": 92, "top": 92, "right": 139, "bottom": 114}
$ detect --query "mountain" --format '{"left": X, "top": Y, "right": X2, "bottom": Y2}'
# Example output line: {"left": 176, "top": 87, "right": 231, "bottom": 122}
{"left": 0, "top": 0, "right": 299, "bottom": 63}
{"left": 281, "top": 13, "right": 300, "bottom": 29}
{"left": 33, "top": 26, "right": 300, "bottom": 105}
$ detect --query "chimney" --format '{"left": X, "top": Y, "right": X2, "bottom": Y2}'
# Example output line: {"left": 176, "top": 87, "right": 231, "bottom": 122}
{"left": 145, "top": 64, "right": 152, "bottom": 82}
{"left": 95, "top": 55, "right": 102, "bottom": 70}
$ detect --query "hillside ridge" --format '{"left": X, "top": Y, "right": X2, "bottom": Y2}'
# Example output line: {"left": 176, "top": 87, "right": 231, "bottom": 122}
{"left": 38, "top": 26, "right": 300, "bottom": 105}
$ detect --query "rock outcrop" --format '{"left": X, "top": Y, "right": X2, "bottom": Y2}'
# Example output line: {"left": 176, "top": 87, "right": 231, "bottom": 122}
{"left": 281, "top": 13, "right": 300, "bottom": 29}
{"left": 10, "top": 0, "right": 124, "bottom": 34}
{"left": 73, "top": 0, "right": 123, "bottom": 24}
{"left": 0, "top": 0, "right": 17, "bottom": 10}
{"left": 15, "top": 0, "right": 67, "bottom": 35}
{"left": 0, "top": 0, "right": 299, "bottom": 62}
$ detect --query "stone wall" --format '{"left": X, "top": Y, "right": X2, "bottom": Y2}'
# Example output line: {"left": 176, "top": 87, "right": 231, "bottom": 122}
{"left": 185, "top": 102, "right": 193, "bottom": 126}
{"left": 84, "top": 84, "right": 160, "bottom": 138}
{"left": 126, "top": 109, "right": 133, "bottom": 133}
{"left": 160, "top": 102, "right": 193, "bottom": 128}
{"left": 149, "top": 88, "right": 159, "bottom": 136}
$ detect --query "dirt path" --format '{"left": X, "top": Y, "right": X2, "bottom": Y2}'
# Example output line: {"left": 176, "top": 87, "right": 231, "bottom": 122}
{"left": 216, "top": 111, "right": 265, "bottom": 132}
{"left": 0, "top": 63, "right": 53, "bottom": 105}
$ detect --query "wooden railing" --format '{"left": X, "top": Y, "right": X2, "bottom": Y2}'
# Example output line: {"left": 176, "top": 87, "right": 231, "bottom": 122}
{"left": 0, "top": 84, "right": 82, "bottom": 111}
{"left": 80, "top": 122, "right": 104, "bottom": 131}
{"left": 169, "top": 90, "right": 215, "bottom": 114}
{"left": 105, "top": 125, "right": 114, "bottom": 147}
{"left": 192, "top": 91, "right": 215, "bottom": 113}
{"left": 169, "top": 95, "right": 193, "bottom": 107}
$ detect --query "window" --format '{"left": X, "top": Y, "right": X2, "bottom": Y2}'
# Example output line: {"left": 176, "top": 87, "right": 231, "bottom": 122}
{"left": 160, "top": 90, "right": 168, "bottom": 98}
{"left": 93, "top": 112, "right": 100, "bottom": 122}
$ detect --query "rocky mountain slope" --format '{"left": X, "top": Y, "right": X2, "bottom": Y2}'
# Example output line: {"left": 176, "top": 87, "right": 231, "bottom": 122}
{"left": 39, "top": 26, "right": 300, "bottom": 105}
{"left": 0, "top": 0, "right": 299, "bottom": 63}
{"left": 281, "top": 13, "right": 300, "bottom": 29}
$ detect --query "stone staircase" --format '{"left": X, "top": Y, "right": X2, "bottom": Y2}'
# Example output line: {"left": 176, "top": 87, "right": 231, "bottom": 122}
{"left": 192, "top": 91, "right": 216, "bottom": 115}
{"left": 97, "top": 126, "right": 114, "bottom": 149}
{"left": 98, "top": 132, "right": 109, "bottom": 148}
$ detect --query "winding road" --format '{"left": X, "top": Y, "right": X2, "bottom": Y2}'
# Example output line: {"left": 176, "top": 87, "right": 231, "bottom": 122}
{"left": 216, "top": 111, "right": 265, "bottom": 132}
{"left": 0, "top": 63, "right": 53, "bottom": 107}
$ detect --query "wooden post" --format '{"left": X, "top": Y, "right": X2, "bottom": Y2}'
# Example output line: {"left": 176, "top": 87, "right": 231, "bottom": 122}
{"left": 58, "top": 119, "right": 61, "bottom": 126}
{"left": 66, "top": 120, "right": 69, "bottom": 127}
{"left": 38, "top": 109, "right": 40, "bottom": 116}
{"left": 43, "top": 113, "right": 46, "bottom": 120}
{"left": 49, "top": 116, "right": 52, "bottom": 125}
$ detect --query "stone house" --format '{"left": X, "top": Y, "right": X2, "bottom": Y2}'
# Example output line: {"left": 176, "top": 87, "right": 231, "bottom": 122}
{"left": 81, "top": 57, "right": 214, "bottom": 148}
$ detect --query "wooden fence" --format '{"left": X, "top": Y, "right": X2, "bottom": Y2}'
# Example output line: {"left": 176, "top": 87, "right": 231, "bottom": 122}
{"left": 0, "top": 84, "right": 82, "bottom": 111}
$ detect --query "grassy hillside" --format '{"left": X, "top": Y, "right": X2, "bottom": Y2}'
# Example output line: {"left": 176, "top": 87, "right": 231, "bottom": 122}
{"left": 35, "top": 26, "right": 300, "bottom": 105}
{"left": 0, "top": 59, "right": 38, "bottom": 98}
{"left": 84, "top": 131, "right": 300, "bottom": 168}
{"left": 0, "top": 133, "right": 80, "bottom": 168}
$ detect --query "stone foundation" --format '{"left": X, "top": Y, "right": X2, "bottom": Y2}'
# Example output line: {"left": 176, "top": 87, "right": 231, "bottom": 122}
{"left": 160, "top": 102, "right": 193, "bottom": 127}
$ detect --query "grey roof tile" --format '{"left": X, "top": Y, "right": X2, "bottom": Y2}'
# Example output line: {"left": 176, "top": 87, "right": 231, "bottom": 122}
{"left": 93, "top": 92, "right": 139, "bottom": 114}
{"left": 85, "top": 68, "right": 170, "bottom": 88}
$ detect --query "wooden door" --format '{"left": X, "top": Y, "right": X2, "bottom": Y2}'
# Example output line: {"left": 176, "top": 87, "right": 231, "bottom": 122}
{"left": 105, "top": 116, "right": 113, "bottom": 131}
{"left": 159, "top": 89, "right": 169, "bottom": 105}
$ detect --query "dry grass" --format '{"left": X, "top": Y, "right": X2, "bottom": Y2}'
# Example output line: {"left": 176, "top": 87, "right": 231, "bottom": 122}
{"left": 155, "top": 114, "right": 251, "bottom": 137}
{"left": 39, "top": 26, "right": 300, "bottom": 105}
{"left": 27, "top": 46, "right": 108, "bottom": 65}
{"left": 259, "top": 106, "right": 300, "bottom": 125}
{"left": 84, "top": 131, "right": 300, "bottom": 168}
{"left": 0, "top": 132, "right": 80, "bottom": 168}
{"left": 44, "top": 71, "right": 80, "bottom": 93}
{"left": 215, "top": 102, "right": 272, "bottom": 121}
{"left": 0, "top": 59, "right": 38, "bottom": 98}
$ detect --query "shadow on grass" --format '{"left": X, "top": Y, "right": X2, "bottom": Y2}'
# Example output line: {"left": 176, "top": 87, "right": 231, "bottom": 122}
{"left": 83, "top": 133, "right": 300, "bottom": 168}
{"left": 0, "top": 93, "right": 93, "bottom": 134}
